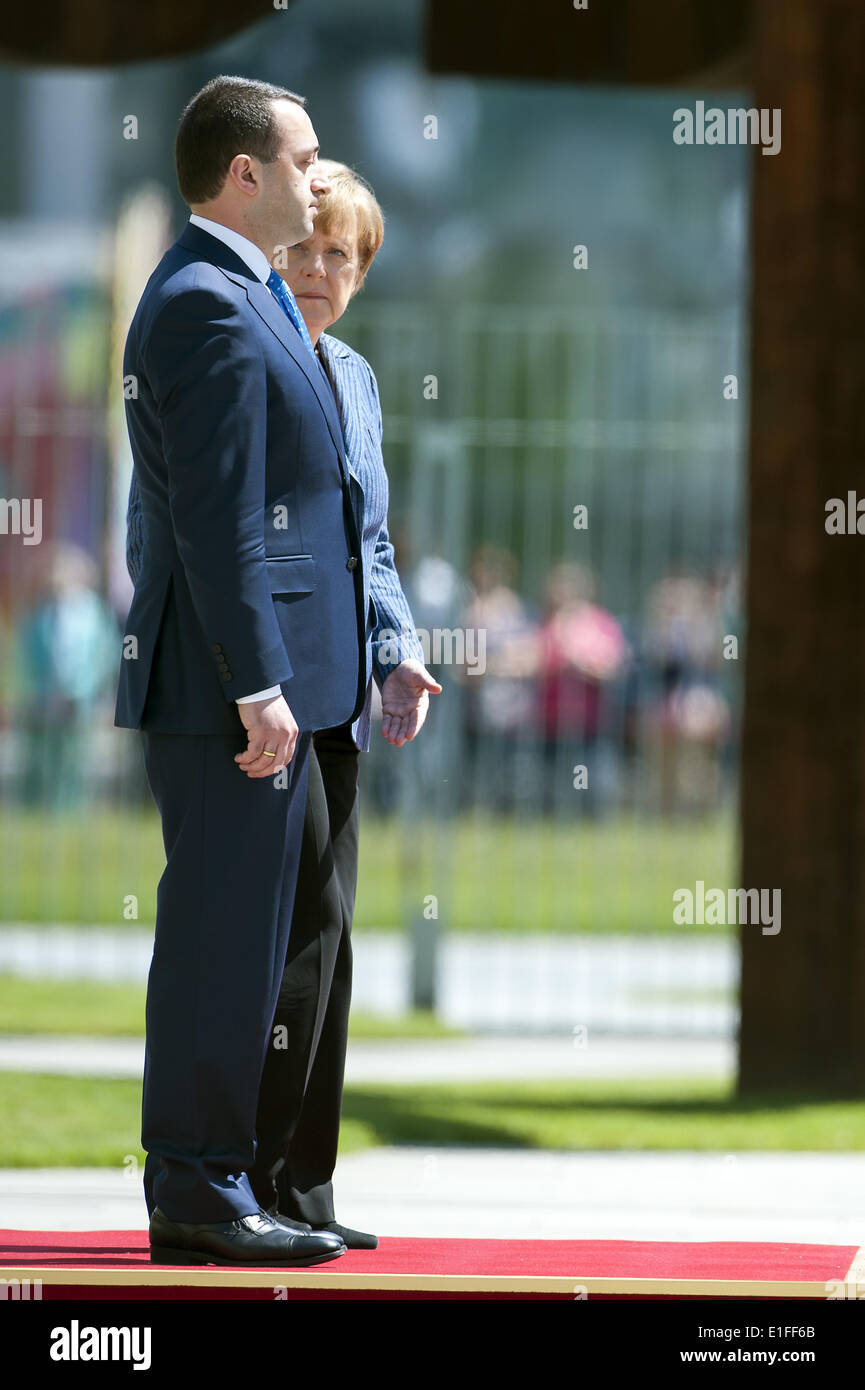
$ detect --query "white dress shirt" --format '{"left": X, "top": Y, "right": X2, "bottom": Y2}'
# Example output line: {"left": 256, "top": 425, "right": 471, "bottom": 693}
{"left": 189, "top": 213, "right": 282, "bottom": 705}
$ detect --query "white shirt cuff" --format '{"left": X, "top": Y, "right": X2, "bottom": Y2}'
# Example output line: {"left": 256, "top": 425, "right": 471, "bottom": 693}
{"left": 236, "top": 685, "right": 282, "bottom": 704}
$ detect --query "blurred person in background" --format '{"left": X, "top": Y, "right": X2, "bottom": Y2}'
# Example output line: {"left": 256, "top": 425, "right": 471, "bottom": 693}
{"left": 641, "top": 572, "right": 730, "bottom": 817}
{"left": 14, "top": 541, "right": 118, "bottom": 808}
{"left": 533, "top": 562, "right": 628, "bottom": 816}
{"left": 460, "top": 544, "right": 538, "bottom": 812}
{"left": 127, "top": 158, "right": 439, "bottom": 1249}
{"left": 713, "top": 563, "right": 742, "bottom": 789}
{"left": 388, "top": 543, "right": 466, "bottom": 809}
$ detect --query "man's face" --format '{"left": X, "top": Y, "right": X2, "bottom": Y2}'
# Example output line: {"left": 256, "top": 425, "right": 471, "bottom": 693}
{"left": 258, "top": 99, "right": 331, "bottom": 250}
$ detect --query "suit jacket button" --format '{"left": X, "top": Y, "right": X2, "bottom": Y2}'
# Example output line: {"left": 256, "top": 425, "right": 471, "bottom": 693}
{"left": 212, "top": 643, "right": 223, "bottom": 653}
{"left": 346, "top": 556, "right": 358, "bottom": 570}
{"left": 221, "top": 672, "right": 232, "bottom": 682}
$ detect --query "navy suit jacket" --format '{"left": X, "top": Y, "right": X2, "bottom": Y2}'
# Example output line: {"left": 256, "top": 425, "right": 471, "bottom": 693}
{"left": 114, "top": 221, "right": 366, "bottom": 737}
{"left": 125, "top": 325, "right": 424, "bottom": 751}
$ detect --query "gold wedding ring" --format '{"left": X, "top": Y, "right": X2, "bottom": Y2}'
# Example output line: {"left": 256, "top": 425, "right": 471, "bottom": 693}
{"left": 262, "top": 750, "right": 277, "bottom": 758}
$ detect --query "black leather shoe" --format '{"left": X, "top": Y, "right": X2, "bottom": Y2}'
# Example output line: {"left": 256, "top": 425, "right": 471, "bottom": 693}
{"left": 322, "top": 1221, "right": 378, "bottom": 1250}
{"left": 149, "top": 1206, "right": 346, "bottom": 1266}
{"left": 265, "top": 1205, "right": 375, "bottom": 1248}
{"left": 265, "top": 1202, "right": 313, "bottom": 1234}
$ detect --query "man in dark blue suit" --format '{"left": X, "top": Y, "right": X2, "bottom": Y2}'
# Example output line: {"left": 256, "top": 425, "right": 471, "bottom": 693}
{"left": 115, "top": 75, "right": 366, "bottom": 1267}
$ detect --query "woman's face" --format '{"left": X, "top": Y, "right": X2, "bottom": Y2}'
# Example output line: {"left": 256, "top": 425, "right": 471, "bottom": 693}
{"left": 280, "top": 209, "right": 360, "bottom": 344}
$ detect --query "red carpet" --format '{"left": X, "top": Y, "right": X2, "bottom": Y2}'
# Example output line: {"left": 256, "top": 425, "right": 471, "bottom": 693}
{"left": 2, "top": 1229, "right": 861, "bottom": 1299}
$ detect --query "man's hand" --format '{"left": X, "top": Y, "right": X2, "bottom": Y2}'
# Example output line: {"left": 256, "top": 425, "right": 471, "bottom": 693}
{"left": 235, "top": 693, "right": 298, "bottom": 777}
{"left": 380, "top": 660, "right": 442, "bottom": 747}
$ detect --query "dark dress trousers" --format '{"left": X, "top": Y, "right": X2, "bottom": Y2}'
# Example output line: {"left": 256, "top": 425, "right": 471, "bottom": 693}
{"left": 115, "top": 221, "right": 365, "bottom": 1223}
{"left": 250, "top": 719, "right": 360, "bottom": 1224}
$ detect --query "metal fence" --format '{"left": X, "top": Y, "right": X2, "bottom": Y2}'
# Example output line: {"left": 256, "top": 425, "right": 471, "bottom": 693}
{"left": 0, "top": 298, "right": 747, "bottom": 1035}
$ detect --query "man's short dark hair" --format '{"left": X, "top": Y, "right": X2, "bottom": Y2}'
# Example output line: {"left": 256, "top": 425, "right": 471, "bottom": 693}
{"left": 176, "top": 75, "right": 306, "bottom": 205}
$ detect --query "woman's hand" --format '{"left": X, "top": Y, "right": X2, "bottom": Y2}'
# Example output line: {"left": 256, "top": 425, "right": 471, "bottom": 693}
{"left": 380, "top": 660, "right": 442, "bottom": 746}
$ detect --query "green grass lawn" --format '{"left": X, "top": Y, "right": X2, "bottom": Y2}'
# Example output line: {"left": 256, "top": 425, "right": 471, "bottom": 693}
{"left": 0, "top": 975, "right": 462, "bottom": 1039}
{"left": 0, "top": 808, "right": 737, "bottom": 934}
{"left": 0, "top": 1072, "right": 861, "bottom": 1168}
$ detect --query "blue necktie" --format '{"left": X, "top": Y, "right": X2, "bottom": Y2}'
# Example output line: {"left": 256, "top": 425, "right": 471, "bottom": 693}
{"left": 266, "top": 268, "right": 315, "bottom": 356}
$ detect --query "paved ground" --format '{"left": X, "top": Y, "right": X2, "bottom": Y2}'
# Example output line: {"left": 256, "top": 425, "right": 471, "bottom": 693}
{"left": 1, "top": 1152, "right": 862, "bottom": 1244}
{"left": 0, "top": 1032, "right": 734, "bottom": 1080}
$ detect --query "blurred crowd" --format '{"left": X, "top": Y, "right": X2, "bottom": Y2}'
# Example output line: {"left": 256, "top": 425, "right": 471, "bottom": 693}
{"left": 0, "top": 540, "right": 740, "bottom": 817}
{"left": 397, "top": 544, "right": 741, "bottom": 819}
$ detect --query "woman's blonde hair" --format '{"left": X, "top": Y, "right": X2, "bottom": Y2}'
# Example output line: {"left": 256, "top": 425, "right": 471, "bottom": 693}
{"left": 313, "top": 159, "right": 384, "bottom": 294}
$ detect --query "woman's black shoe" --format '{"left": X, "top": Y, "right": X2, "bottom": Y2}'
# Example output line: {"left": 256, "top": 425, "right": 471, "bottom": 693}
{"left": 322, "top": 1221, "right": 378, "bottom": 1250}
